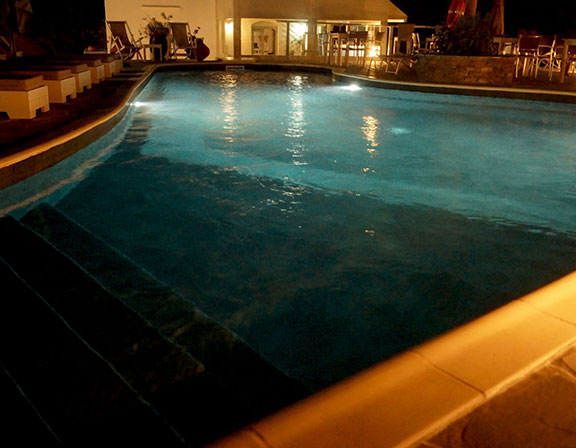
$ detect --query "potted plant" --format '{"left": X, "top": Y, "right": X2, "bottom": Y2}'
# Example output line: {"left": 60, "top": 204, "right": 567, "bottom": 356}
{"left": 142, "top": 13, "right": 171, "bottom": 61}
{"left": 189, "top": 26, "right": 210, "bottom": 61}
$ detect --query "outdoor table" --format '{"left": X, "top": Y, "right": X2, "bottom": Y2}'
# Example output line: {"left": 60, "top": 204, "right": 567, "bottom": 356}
{"left": 559, "top": 38, "right": 576, "bottom": 83}
{"left": 493, "top": 36, "right": 518, "bottom": 55}
{"left": 326, "top": 33, "right": 348, "bottom": 66}
{"left": 346, "top": 32, "right": 368, "bottom": 66}
{"left": 142, "top": 43, "right": 164, "bottom": 61}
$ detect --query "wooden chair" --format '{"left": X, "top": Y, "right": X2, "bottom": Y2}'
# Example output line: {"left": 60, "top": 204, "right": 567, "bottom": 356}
{"left": 169, "top": 22, "right": 197, "bottom": 60}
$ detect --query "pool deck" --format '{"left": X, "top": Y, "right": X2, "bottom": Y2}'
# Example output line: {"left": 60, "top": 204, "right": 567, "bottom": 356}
{"left": 2, "top": 60, "right": 576, "bottom": 447}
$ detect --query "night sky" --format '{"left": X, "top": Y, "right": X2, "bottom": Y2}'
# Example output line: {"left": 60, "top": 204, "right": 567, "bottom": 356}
{"left": 26, "top": 0, "right": 576, "bottom": 48}
{"left": 394, "top": 0, "right": 576, "bottom": 36}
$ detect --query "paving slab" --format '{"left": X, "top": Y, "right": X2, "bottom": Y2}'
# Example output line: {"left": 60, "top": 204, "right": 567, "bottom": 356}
{"left": 422, "top": 345, "right": 576, "bottom": 448}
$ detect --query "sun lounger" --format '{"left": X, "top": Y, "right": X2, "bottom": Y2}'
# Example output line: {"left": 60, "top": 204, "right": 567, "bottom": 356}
{"left": 0, "top": 68, "right": 76, "bottom": 103}
{"left": 52, "top": 58, "right": 106, "bottom": 84}
{"left": 4, "top": 59, "right": 92, "bottom": 93}
{"left": 49, "top": 63, "right": 92, "bottom": 93}
{"left": 0, "top": 74, "right": 49, "bottom": 119}
{"left": 84, "top": 52, "right": 124, "bottom": 74}
{"left": 59, "top": 54, "right": 117, "bottom": 77}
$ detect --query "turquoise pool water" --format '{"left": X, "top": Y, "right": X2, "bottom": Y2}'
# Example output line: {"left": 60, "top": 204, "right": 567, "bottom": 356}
{"left": 2, "top": 70, "right": 576, "bottom": 390}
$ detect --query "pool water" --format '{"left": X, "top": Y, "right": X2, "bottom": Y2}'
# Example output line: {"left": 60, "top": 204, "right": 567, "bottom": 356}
{"left": 3, "top": 70, "right": 576, "bottom": 390}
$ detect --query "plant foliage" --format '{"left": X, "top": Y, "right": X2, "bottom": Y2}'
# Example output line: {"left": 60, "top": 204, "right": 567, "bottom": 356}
{"left": 434, "top": 15, "right": 497, "bottom": 56}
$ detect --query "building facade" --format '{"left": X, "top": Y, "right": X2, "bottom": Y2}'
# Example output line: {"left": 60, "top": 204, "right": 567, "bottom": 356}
{"left": 104, "top": 0, "right": 407, "bottom": 61}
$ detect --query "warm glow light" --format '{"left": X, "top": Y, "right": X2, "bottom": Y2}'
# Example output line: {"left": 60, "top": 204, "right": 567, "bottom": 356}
{"left": 290, "top": 22, "right": 308, "bottom": 38}
{"left": 368, "top": 46, "right": 378, "bottom": 58}
{"left": 224, "top": 20, "right": 233, "bottom": 35}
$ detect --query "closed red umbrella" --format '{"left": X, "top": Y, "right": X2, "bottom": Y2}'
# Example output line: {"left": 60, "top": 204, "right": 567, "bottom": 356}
{"left": 490, "top": 0, "right": 505, "bottom": 36}
{"left": 446, "top": 0, "right": 467, "bottom": 28}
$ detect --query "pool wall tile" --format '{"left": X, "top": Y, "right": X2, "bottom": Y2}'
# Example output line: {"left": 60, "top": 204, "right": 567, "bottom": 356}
{"left": 229, "top": 352, "right": 483, "bottom": 448}
{"left": 413, "top": 299, "right": 576, "bottom": 397}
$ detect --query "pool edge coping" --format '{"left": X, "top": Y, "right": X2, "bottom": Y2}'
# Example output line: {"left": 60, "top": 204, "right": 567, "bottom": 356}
{"left": 2, "top": 62, "right": 576, "bottom": 447}
{"left": 208, "top": 271, "right": 576, "bottom": 448}
{"left": 334, "top": 71, "right": 576, "bottom": 103}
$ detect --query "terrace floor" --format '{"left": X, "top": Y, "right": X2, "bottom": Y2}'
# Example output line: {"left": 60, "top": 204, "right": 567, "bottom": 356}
{"left": 2, "top": 59, "right": 576, "bottom": 447}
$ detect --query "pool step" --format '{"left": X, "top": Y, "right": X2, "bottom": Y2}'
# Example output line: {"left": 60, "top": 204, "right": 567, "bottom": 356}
{"left": 0, "top": 215, "right": 255, "bottom": 446}
{"left": 0, "top": 250, "right": 186, "bottom": 446}
{"left": 18, "top": 204, "right": 309, "bottom": 441}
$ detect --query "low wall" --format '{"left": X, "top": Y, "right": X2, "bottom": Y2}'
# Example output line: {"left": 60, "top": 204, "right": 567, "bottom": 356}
{"left": 415, "top": 54, "right": 515, "bottom": 86}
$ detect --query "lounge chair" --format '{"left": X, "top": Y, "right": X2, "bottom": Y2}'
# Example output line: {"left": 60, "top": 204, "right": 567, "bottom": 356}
{"left": 107, "top": 21, "right": 144, "bottom": 61}
{"left": 41, "top": 57, "right": 106, "bottom": 84}
{"left": 0, "top": 67, "right": 76, "bottom": 103}
{"left": 7, "top": 57, "right": 92, "bottom": 93}
{"left": 169, "top": 22, "right": 197, "bottom": 60}
{"left": 0, "top": 74, "right": 50, "bottom": 119}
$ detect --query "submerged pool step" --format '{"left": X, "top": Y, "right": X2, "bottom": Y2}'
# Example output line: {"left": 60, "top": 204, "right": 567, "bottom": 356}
{"left": 0, "top": 214, "right": 258, "bottom": 446}
{"left": 0, "top": 256, "right": 186, "bottom": 446}
{"left": 20, "top": 203, "right": 310, "bottom": 440}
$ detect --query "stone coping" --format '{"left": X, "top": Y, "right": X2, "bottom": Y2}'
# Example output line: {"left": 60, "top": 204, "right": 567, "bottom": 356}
{"left": 1, "top": 63, "right": 576, "bottom": 447}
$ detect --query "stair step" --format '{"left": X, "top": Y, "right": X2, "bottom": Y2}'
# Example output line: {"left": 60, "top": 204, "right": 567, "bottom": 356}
{"left": 0, "top": 215, "right": 239, "bottom": 446}
{"left": 22, "top": 203, "right": 310, "bottom": 424}
{"left": 0, "top": 258, "right": 186, "bottom": 446}
{"left": 0, "top": 363, "right": 61, "bottom": 446}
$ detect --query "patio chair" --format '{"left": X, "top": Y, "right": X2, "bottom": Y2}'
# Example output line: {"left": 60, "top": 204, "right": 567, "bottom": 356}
{"left": 383, "top": 24, "right": 417, "bottom": 75}
{"left": 169, "top": 22, "right": 197, "bottom": 60}
{"left": 107, "top": 21, "right": 144, "bottom": 61}
{"left": 535, "top": 35, "right": 558, "bottom": 80}
{"left": 514, "top": 34, "right": 541, "bottom": 78}
{"left": 549, "top": 40, "right": 576, "bottom": 80}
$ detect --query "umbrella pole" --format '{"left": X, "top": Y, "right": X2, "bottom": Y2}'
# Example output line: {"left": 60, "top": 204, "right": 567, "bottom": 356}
{"left": 465, "top": 0, "right": 478, "bottom": 16}
{"left": 7, "top": 0, "right": 17, "bottom": 58}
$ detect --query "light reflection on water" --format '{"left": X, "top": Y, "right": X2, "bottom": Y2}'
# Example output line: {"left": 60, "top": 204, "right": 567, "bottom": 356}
{"left": 286, "top": 75, "right": 308, "bottom": 167}
{"left": 219, "top": 74, "right": 239, "bottom": 143}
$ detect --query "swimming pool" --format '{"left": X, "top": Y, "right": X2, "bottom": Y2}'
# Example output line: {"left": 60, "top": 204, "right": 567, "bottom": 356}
{"left": 2, "top": 70, "right": 576, "bottom": 390}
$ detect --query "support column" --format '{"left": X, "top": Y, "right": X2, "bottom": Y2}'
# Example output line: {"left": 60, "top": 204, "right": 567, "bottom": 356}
{"left": 233, "top": 0, "right": 241, "bottom": 59}
{"left": 307, "top": 19, "right": 317, "bottom": 62}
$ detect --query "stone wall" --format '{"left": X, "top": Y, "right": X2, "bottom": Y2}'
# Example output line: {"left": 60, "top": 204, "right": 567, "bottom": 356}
{"left": 414, "top": 55, "right": 515, "bottom": 86}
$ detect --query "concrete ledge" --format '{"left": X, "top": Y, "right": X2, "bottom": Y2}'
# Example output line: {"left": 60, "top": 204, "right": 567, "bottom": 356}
{"left": 334, "top": 72, "right": 576, "bottom": 104}
{"left": 0, "top": 65, "right": 154, "bottom": 190}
